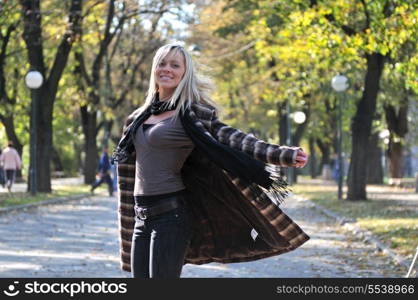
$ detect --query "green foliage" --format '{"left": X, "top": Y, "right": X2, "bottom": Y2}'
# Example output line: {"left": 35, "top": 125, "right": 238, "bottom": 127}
{"left": 1, "top": 0, "right": 190, "bottom": 177}
{"left": 192, "top": 0, "right": 417, "bottom": 159}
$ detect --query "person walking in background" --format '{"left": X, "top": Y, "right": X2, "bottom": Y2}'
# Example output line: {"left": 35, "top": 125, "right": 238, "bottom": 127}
{"left": 0, "top": 141, "right": 22, "bottom": 192}
{"left": 91, "top": 146, "right": 113, "bottom": 196}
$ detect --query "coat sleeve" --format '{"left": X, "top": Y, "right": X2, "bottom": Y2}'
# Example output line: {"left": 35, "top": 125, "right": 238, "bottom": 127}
{"left": 209, "top": 110, "right": 299, "bottom": 167}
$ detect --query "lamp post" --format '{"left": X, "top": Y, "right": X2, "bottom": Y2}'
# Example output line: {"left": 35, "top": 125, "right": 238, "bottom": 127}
{"left": 25, "top": 70, "right": 43, "bottom": 195}
{"left": 291, "top": 111, "right": 306, "bottom": 184}
{"left": 286, "top": 100, "right": 293, "bottom": 185}
{"left": 379, "top": 129, "right": 390, "bottom": 180}
{"left": 331, "top": 75, "right": 349, "bottom": 200}
{"left": 286, "top": 100, "right": 306, "bottom": 185}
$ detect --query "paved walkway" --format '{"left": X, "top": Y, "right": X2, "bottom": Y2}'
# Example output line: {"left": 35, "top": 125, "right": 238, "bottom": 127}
{"left": 0, "top": 193, "right": 408, "bottom": 278}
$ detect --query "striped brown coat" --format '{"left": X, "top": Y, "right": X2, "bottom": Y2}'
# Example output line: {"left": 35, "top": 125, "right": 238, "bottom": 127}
{"left": 117, "top": 102, "right": 309, "bottom": 273}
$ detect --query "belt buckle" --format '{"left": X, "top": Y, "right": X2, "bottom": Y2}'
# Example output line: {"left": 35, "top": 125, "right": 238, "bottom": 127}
{"left": 137, "top": 207, "right": 148, "bottom": 220}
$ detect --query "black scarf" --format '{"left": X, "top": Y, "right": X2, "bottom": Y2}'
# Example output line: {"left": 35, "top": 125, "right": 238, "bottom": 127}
{"left": 150, "top": 94, "right": 179, "bottom": 115}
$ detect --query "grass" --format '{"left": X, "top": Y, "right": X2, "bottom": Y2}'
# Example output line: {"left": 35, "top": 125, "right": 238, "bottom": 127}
{"left": 293, "top": 179, "right": 418, "bottom": 258}
{"left": 0, "top": 184, "right": 91, "bottom": 208}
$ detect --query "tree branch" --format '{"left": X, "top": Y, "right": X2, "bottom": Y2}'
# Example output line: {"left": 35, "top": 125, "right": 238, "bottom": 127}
{"left": 0, "top": 21, "right": 20, "bottom": 101}
{"left": 91, "top": 0, "right": 116, "bottom": 88}
{"left": 360, "top": 0, "right": 371, "bottom": 29}
{"left": 324, "top": 13, "right": 357, "bottom": 36}
{"left": 308, "top": 0, "right": 357, "bottom": 36}
{"left": 74, "top": 50, "right": 92, "bottom": 86}
{"left": 82, "top": 0, "right": 106, "bottom": 18}
{"left": 20, "top": 0, "right": 46, "bottom": 73}
{"left": 46, "top": 0, "right": 82, "bottom": 97}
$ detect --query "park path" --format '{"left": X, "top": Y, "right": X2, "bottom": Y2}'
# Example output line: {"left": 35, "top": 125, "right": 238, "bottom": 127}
{"left": 0, "top": 192, "right": 407, "bottom": 278}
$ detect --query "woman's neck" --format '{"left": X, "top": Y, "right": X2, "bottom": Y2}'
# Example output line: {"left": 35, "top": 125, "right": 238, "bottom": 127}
{"left": 158, "top": 90, "right": 174, "bottom": 101}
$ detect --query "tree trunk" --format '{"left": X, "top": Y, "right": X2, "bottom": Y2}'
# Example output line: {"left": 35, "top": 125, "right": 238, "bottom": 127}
{"left": 81, "top": 106, "right": 98, "bottom": 184}
{"left": 384, "top": 98, "right": 408, "bottom": 178}
{"left": 0, "top": 115, "right": 24, "bottom": 181}
{"left": 101, "top": 119, "right": 114, "bottom": 148}
{"left": 51, "top": 146, "right": 64, "bottom": 172}
{"left": 20, "top": 0, "right": 82, "bottom": 192}
{"left": 316, "top": 138, "right": 332, "bottom": 177}
{"left": 291, "top": 103, "right": 310, "bottom": 183}
{"left": 309, "top": 136, "right": 318, "bottom": 178}
{"left": 1, "top": 115, "right": 23, "bottom": 159}
{"left": 37, "top": 88, "right": 54, "bottom": 192}
{"left": 367, "top": 132, "right": 383, "bottom": 184}
{"left": 347, "top": 53, "right": 385, "bottom": 201}
{"left": 74, "top": 141, "right": 83, "bottom": 175}
{"left": 387, "top": 141, "right": 404, "bottom": 178}
{"left": 277, "top": 101, "right": 288, "bottom": 146}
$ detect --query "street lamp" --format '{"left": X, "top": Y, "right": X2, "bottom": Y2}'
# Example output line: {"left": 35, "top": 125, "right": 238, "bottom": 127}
{"left": 331, "top": 75, "right": 349, "bottom": 200}
{"left": 293, "top": 111, "right": 306, "bottom": 124}
{"left": 25, "top": 70, "right": 43, "bottom": 195}
{"left": 379, "top": 129, "right": 390, "bottom": 180}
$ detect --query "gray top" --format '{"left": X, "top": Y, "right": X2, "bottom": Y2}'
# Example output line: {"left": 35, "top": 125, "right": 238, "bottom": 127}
{"left": 133, "top": 116, "right": 195, "bottom": 196}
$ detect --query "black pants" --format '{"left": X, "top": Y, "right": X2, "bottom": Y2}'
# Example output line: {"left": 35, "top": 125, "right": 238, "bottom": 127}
{"left": 4, "top": 169, "right": 16, "bottom": 189}
{"left": 131, "top": 196, "right": 193, "bottom": 278}
{"left": 91, "top": 173, "right": 113, "bottom": 196}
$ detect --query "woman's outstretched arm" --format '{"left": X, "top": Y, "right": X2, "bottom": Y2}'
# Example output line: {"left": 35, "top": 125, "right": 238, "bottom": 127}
{"left": 209, "top": 111, "right": 308, "bottom": 168}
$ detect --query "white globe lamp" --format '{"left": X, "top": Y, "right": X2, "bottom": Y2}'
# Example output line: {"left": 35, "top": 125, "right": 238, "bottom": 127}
{"left": 331, "top": 75, "right": 349, "bottom": 92}
{"left": 25, "top": 70, "right": 44, "bottom": 89}
{"left": 293, "top": 111, "right": 306, "bottom": 124}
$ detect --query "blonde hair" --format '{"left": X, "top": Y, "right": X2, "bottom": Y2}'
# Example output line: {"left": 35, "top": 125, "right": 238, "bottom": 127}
{"left": 130, "top": 43, "right": 218, "bottom": 119}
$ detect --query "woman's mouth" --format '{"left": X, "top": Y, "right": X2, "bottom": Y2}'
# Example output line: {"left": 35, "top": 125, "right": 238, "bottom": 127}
{"left": 159, "top": 75, "right": 173, "bottom": 80}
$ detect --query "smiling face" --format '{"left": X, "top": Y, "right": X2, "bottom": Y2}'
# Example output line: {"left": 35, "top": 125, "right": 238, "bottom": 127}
{"left": 155, "top": 50, "right": 186, "bottom": 100}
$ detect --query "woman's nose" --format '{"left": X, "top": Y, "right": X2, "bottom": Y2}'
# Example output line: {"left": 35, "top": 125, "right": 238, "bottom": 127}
{"left": 160, "top": 65, "right": 171, "bottom": 72}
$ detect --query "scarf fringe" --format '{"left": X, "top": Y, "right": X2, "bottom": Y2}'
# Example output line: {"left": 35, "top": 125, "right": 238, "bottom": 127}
{"left": 261, "top": 164, "right": 292, "bottom": 206}
{"left": 111, "top": 147, "right": 126, "bottom": 164}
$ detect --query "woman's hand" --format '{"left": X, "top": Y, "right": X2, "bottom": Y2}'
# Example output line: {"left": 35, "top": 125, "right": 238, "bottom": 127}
{"left": 294, "top": 149, "right": 308, "bottom": 168}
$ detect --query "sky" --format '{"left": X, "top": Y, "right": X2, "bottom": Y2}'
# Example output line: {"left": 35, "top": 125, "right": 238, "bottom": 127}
{"left": 141, "top": 1, "right": 196, "bottom": 44}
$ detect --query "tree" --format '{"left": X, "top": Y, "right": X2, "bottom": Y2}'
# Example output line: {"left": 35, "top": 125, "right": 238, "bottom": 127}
{"left": 19, "top": 0, "right": 82, "bottom": 192}
{"left": 191, "top": 0, "right": 349, "bottom": 184}
{"left": 74, "top": 0, "right": 180, "bottom": 183}
{"left": 0, "top": 1, "right": 24, "bottom": 177}
{"left": 199, "top": 0, "right": 417, "bottom": 200}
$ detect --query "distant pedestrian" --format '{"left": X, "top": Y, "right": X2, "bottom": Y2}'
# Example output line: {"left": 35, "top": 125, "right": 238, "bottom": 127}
{"left": 91, "top": 146, "right": 113, "bottom": 196}
{"left": 0, "top": 141, "right": 22, "bottom": 192}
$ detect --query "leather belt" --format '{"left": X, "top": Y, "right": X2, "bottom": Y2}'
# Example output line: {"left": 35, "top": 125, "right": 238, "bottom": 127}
{"left": 134, "top": 196, "right": 184, "bottom": 220}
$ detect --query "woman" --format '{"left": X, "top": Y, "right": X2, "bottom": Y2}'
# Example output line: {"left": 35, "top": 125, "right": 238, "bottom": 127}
{"left": 112, "top": 44, "right": 309, "bottom": 278}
